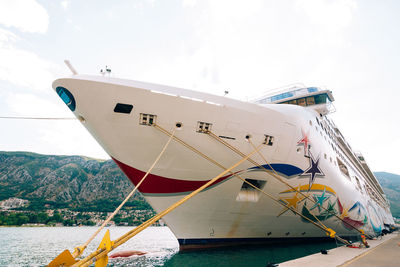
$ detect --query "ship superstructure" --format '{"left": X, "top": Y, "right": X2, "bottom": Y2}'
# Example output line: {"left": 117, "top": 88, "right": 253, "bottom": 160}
{"left": 52, "top": 75, "right": 394, "bottom": 249}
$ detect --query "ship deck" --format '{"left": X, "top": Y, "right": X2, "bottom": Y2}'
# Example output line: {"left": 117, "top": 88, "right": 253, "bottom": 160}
{"left": 279, "top": 231, "right": 399, "bottom": 267}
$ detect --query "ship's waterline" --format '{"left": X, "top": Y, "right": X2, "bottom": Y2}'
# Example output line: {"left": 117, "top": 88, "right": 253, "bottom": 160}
{"left": 0, "top": 226, "right": 341, "bottom": 267}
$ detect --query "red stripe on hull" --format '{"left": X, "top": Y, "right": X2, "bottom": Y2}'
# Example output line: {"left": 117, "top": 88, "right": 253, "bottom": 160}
{"left": 112, "top": 157, "right": 232, "bottom": 194}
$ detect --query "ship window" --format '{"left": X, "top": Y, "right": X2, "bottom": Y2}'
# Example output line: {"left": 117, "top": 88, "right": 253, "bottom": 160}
{"left": 264, "top": 135, "right": 274, "bottom": 146}
{"left": 56, "top": 87, "right": 76, "bottom": 111}
{"left": 354, "top": 176, "right": 362, "bottom": 191}
{"left": 308, "top": 87, "right": 318, "bottom": 93}
{"left": 271, "top": 92, "right": 294, "bottom": 102}
{"left": 236, "top": 179, "right": 266, "bottom": 202}
{"left": 114, "top": 103, "right": 133, "bottom": 114}
{"left": 314, "top": 94, "right": 328, "bottom": 104}
{"left": 197, "top": 121, "right": 212, "bottom": 133}
{"left": 140, "top": 113, "right": 157, "bottom": 126}
{"left": 337, "top": 158, "right": 350, "bottom": 179}
{"left": 297, "top": 98, "right": 306, "bottom": 107}
{"left": 306, "top": 97, "right": 315, "bottom": 106}
{"left": 288, "top": 100, "right": 297, "bottom": 105}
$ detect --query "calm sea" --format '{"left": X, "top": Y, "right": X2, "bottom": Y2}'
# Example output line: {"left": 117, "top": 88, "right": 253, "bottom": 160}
{"left": 0, "top": 226, "right": 339, "bottom": 266}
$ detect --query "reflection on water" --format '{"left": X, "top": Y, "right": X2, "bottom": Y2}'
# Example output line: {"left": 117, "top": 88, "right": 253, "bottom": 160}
{"left": 163, "top": 241, "right": 339, "bottom": 267}
{"left": 0, "top": 227, "right": 339, "bottom": 267}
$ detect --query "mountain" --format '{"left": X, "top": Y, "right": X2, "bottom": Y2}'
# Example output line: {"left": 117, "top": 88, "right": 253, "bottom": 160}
{"left": 374, "top": 172, "right": 400, "bottom": 218}
{"left": 0, "top": 151, "right": 151, "bottom": 212}
{"left": 1, "top": 151, "right": 398, "bottom": 219}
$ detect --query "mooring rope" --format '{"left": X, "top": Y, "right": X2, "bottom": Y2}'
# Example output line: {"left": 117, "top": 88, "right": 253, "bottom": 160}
{"left": 154, "top": 125, "right": 339, "bottom": 240}
{"left": 48, "top": 122, "right": 354, "bottom": 267}
{"left": 70, "top": 126, "right": 177, "bottom": 258}
{"left": 72, "top": 140, "right": 265, "bottom": 267}
{"left": 206, "top": 130, "right": 370, "bottom": 239}
{"left": 0, "top": 116, "right": 76, "bottom": 120}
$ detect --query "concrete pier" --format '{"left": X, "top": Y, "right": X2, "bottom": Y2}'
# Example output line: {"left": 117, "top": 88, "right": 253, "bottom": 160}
{"left": 279, "top": 232, "right": 399, "bottom": 267}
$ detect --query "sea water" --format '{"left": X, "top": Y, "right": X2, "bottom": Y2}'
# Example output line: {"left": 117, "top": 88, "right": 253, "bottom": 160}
{"left": 0, "top": 226, "right": 339, "bottom": 266}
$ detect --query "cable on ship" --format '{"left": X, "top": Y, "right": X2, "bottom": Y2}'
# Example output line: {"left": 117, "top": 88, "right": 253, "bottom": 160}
{"left": 71, "top": 138, "right": 265, "bottom": 267}
{"left": 205, "top": 129, "right": 372, "bottom": 240}
{"left": 153, "top": 125, "right": 348, "bottom": 243}
{"left": 48, "top": 122, "right": 356, "bottom": 266}
{"left": 47, "top": 129, "right": 265, "bottom": 267}
{"left": 0, "top": 116, "right": 76, "bottom": 120}
{"left": 48, "top": 126, "right": 177, "bottom": 267}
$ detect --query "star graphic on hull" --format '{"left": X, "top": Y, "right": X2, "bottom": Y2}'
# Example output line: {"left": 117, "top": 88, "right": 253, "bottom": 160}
{"left": 301, "top": 152, "right": 324, "bottom": 188}
{"left": 297, "top": 130, "right": 311, "bottom": 156}
{"left": 277, "top": 185, "right": 305, "bottom": 217}
{"left": 320, "top": 200, "right": 337, "bottom": 220}
{"left": 310, "top": 186, "right": 330, "bottom": 212}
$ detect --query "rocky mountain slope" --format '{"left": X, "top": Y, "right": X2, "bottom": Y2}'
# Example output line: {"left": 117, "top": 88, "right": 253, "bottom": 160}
{"left": 0, "top": 151, "right": 150, "bottom": 211}
{"left": 374, "top": 172, "right": 400, "bottom": 218}
{"left": 0, "top": 151, "right": 399, "bottom": 218}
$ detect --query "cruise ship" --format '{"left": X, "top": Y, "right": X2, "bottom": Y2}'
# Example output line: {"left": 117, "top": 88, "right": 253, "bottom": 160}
{"left": 52, "top": 74, "right": 395, "bottom": 249}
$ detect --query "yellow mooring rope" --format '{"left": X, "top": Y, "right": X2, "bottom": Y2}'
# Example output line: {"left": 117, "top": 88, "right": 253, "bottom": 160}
{"left": 48, "top": 126, "right": 177, "bottom": 267}
{"left": 206, "top": 131, "right": 332, "bottom": 235}
{"left": 155, "top": 125, "right": 342, "bottom": 242}
{"left": 70, "top": 141, "right": 265, "bottom": 267}
{"left": 48, "top": 123, "right": 354, "bottom": 267}
{"left": 206, "top": 130, "right": 369, "bottom": 239}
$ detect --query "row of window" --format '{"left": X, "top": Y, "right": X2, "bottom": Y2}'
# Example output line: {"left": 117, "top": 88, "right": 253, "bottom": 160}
{"left": 314, "top": 116, "right": 385, "bottom": 205}
{"left": 279, "top": 94, "right": 328, "bottom": 106}
{"left": 313, "top": 116, "right": 370, "bottom": 197}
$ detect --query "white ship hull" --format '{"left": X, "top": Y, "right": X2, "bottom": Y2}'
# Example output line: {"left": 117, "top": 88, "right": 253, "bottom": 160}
{"left": 52, "top": 75, "right": 394, "bottom": 249}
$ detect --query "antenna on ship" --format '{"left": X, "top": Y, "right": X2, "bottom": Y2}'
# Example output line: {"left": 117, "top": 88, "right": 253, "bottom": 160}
{"left": 224, "top": 90, "right": 229, "bottom": 96}
{"left": 100, "top": 65, "right": 112, "bottom": 76}
{"left": 64, "top": 60, "right": 78, "bottom": 75}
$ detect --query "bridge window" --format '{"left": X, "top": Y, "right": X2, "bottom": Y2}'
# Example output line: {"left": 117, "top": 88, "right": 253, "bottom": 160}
{"left": 315, "top": 94, "right": 328, "bottom": 104}
{"left": 271, "top": 92, "right": 294, "bottom": 102}
{"left": 306, "top": 97, "right": 315, "bottom": 105}
{"left": 277, "top": 93, "right": 329, "bottom": 107}
{"left": 297, "top": 98, "right": 306, "bottom": 106}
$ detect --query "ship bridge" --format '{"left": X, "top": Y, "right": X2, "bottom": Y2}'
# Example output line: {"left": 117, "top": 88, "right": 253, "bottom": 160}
{"left": 254, "top": 85, "right": 335, "bottom": 115}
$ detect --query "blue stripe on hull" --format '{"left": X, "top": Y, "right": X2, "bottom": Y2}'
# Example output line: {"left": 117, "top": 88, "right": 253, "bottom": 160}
{"left": 248, "top": 164, "right": 304, "bottom": 177}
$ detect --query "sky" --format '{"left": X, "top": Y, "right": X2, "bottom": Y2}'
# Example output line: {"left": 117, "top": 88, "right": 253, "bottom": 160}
{"left": 0, "top": 0, "right": 399, "bottom": 174}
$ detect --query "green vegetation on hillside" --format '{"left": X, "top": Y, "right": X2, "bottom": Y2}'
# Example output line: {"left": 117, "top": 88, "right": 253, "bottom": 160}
{"left": 0, "top": 151, "right": 155, "bottom": 226}
{"left": 374, "top": 172, "right": 400, "bottom": 218}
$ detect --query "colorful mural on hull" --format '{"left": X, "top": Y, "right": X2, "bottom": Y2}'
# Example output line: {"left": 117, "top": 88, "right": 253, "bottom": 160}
{"left": 278, "top": 184, "right": 368, "bottom": 232}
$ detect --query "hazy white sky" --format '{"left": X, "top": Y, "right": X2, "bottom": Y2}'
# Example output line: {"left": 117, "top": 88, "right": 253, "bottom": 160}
{"left": 0, "top": 0, "right": 399, "bottom": 174}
